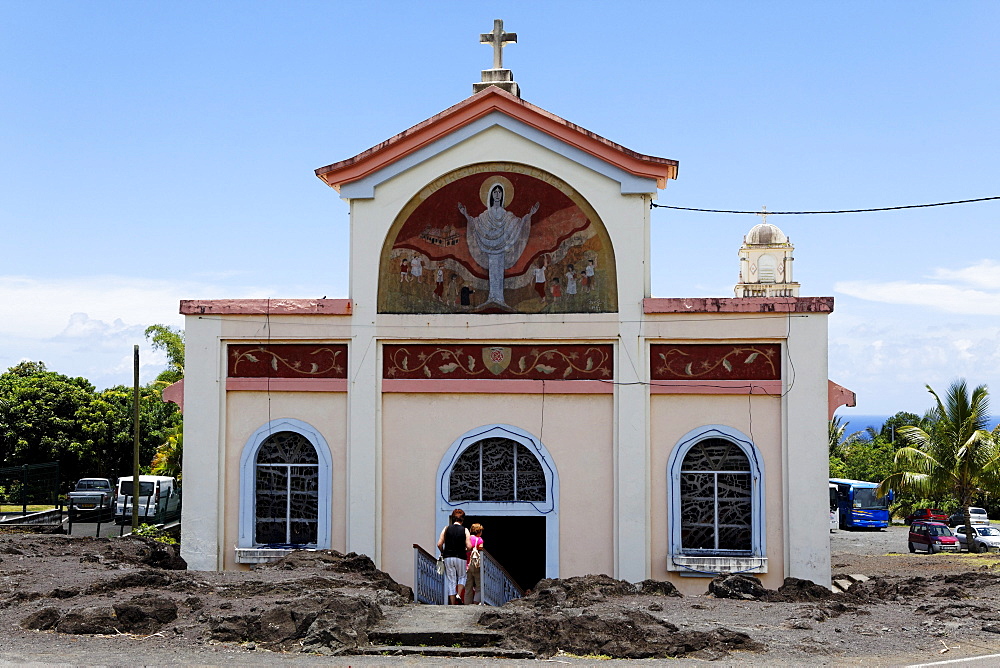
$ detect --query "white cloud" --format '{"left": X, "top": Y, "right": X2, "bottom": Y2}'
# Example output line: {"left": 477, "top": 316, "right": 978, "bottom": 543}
{"left": 828, "top": 302, "right": 1000, "bottom": 413}
{"left": 931, "top": 260, "right": 1000, "bottom": 290}
{"left": 0, "top": 274, "right": 283, "bottom": 388}
{"left": 835, "top": 259, "right": 1000, "bottom": 315}
{"left": 835, "top": 280, "right": 1000, "bottom": 315}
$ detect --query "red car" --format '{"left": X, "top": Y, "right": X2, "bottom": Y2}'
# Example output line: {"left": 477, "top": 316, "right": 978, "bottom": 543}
{"left": 908, "top": 521, "right": 960, "bottom": 554}
{"left": 905, "top": 508, "right": 949, "bottom": 525}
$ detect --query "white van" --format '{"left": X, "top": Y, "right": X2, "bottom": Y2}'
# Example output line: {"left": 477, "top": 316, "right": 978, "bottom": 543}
{"left": 114, "top": 475, "right": 180, "bottom": 524}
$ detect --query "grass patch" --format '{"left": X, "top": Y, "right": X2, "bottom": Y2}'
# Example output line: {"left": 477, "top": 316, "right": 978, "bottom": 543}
{"left": 555, "top": 651, "right": 614, "bottom": 660}
{"left": 0, "top": 505, "right": 54, "bottom": 513}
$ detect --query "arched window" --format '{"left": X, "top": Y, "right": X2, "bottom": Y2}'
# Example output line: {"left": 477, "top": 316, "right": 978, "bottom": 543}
{"left": 238, "top": 419, "right": 332, "bottom": 556}
{"left": 667, "top": 426, "right": 766, "bottom": 573}
{"left": 254, "top": 431, "right": 319, "bottom": 546}
{"left": 680, "top": 438, "right": 752, "bottom": 553}
{"left": 449, "top": 437, "right": 546, "bottom": 503}
{"left": 758, "top": 255, "right": 777, "bottom": 283}
{"left": 436, "top": 424, "right": 559, "bottom": 580}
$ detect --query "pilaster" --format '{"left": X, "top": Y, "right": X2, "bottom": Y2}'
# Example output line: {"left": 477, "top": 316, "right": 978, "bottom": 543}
{"left": 783, "top": 313, "right": 832, "bottom": 585}
{"left": 179, "top": 313, "right": 224, "bottom": 570}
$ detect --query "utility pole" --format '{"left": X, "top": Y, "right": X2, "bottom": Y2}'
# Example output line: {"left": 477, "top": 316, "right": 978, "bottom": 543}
{"left": 132, "top": 345, "right": 140, "bottom": 532}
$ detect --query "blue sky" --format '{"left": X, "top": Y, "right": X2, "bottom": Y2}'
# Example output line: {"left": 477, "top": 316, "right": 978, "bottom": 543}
{"left": 2, "top": 2, "right": 998, "bottom": 415}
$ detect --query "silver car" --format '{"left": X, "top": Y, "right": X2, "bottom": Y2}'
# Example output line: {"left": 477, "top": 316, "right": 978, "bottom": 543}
{"left": 949, "top": 507, "right": 990, "bottom": 527}
{"left": 954, "top": 525, "right": 1000, "bottom": 551}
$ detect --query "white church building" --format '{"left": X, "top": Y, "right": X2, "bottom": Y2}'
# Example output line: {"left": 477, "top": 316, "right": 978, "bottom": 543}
{"left": 176, "top": 22, "right": 852, "bottom": 594}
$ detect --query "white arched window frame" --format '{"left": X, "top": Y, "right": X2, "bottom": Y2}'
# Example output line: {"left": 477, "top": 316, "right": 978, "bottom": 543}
{"left": 436, "top": 424, "right": 560, "bottom": 579}
{"left": 238, "top": 418, "right": 333, "bottom": 550}
{"left": 666, "top": 425, "right": 767, "bottom": 575}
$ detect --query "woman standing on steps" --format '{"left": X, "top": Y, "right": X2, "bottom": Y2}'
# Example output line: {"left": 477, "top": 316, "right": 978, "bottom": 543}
{"left": 437, "top": 509, "right": 471, "bottom": 605}
{"left": 464, "top": 523, "right": 485, "bottom": 605}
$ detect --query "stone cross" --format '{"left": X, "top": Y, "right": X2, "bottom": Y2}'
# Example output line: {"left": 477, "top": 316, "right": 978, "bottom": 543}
{"left": 480, "top": 19, "right": 517, "bottom": 69}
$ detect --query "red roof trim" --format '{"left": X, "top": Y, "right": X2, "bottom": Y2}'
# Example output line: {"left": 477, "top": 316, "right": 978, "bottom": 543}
{"left": 179, "top": 299, "right": 352, "bottom": 316}
{"left": 315, "top": 87, "right": 678, "bottom": 191}
{"left": 643, "top": 297, "right": 834, "bottom": 314}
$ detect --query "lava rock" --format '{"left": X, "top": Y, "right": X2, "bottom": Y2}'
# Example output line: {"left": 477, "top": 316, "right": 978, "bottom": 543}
{"left": 20, "top": 607, "right": 60, "bottom": 631}
{"left": 639, "top": 579, "right": 683, "bottom": 597}
{"left": 56, "top": 606, "right": 119, "bottom": 635}
{"left": 708, "top": 574, "right": 768, "bottom": 600}
{"left": 113, "top": 593, "right": 178, "bottom": 633}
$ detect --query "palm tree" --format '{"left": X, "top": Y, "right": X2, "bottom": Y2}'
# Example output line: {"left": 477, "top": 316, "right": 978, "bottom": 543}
{"left": 829, "top": 416, "right": 862, "bottom": 459}
{"left": 151, "top": 427, "right": 182, "bottom": 481}
{"left": 878, "top": 380, "right": 1000, "bottom": 553}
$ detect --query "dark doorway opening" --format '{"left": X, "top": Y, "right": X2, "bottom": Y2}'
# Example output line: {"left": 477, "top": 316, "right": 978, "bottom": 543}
{"left": 464, "top": 515, "right": 546, "bottom": 592}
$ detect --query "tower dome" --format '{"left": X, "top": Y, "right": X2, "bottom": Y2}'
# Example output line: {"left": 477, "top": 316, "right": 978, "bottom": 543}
{"left": 745, "top": 222, "right": 788, "bottom": 246}
{"left": 735, "top": 218, "right": 799, "bottom": 298}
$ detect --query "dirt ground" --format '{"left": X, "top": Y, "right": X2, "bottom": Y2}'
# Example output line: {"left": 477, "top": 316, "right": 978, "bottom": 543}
{"left": 2, "top": 527, "right": 1000, "bottom": 666}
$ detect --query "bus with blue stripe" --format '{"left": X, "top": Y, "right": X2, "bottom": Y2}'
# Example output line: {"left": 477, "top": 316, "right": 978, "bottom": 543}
{"left": 829, "top": 478, "right": 892, "bottom": 529}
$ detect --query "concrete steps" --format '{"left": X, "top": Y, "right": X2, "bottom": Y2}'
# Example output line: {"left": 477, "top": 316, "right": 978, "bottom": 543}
{"left": 831, "top": 573, "right": 870, "bottom": 594}
{"left": 363, "top": 603, "right": 534, "bottom": 659}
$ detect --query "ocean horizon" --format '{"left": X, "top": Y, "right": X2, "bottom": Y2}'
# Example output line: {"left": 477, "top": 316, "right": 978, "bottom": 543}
{"left": 835, "top": 413, "right": 1000, "bottom": 435}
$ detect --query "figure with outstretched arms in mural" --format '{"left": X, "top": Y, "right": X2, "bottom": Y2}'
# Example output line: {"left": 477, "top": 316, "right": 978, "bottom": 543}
{"left": 458, "top": 181, "right": 539, "bottom": 308}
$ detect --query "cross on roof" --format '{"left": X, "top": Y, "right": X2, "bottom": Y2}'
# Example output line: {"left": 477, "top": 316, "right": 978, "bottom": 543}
{"left": 758, "top": 206, "right": 769, "bottom": 224}
{"left": 480, "top": 19, "right": 517, "bottom": 70}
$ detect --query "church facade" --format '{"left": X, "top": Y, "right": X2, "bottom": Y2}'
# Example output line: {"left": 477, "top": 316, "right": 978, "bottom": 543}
{"left": 178, "top": 41, "right": 847, "bottom": 593}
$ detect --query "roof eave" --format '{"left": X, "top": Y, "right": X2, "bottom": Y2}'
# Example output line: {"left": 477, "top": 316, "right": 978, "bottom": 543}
{"left": 315, "top": 86, "right": 677, "bottom": 192}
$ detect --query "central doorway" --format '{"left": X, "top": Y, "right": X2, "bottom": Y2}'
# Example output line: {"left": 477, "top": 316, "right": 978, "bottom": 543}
{"left": 465, "top": 514, "right": 545, "bottom": 592}
{"left": 437, "top": 424, "right": 560, "bottom": 586}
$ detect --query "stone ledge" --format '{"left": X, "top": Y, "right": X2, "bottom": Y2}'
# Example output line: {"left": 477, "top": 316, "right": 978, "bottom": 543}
{"left": 234, "top": 547, "right": 308, "bottom": 564}
{"left": 644, "top": 296, "right": 833, "bottom": 314}
{"left": 180, "top": 299, "right": 351, "bottom": 316}
{"left": 668, "top": 555, "right": 768, "bottom": 577}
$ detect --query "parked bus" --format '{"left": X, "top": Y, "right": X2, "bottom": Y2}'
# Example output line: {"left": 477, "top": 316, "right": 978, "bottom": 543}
{"left": 829, "top": 478, "right": 892, "bottom": 529}
{"left": 829, "top": 482, "right": 839, "bottom": 530}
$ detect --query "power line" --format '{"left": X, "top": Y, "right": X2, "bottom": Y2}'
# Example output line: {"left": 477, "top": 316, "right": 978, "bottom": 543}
{"left": 650, "top": 196, "right": 1000, "bottom": 215}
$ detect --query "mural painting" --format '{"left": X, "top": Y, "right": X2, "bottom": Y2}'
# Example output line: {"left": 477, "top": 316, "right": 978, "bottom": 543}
{"left": 383, "top": 343, "right": 613, "bottom": 380}
{"left": 378, "top": 163, "right": 617, "bottom": 314}
{"left": 649, "top": 344, "right": 781, "bottom": 381}
{"left": 228, "top": 344, "right": 348, "bottom": 378}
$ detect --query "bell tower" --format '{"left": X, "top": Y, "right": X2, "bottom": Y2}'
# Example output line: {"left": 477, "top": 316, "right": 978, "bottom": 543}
{"left": 735, "top": 210, "right": 799, "bottom": 297}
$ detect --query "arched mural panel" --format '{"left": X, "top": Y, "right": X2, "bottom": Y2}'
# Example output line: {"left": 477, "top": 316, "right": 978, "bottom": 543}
{"left": 378, "top": 162, "right": 618, "bottom": 314}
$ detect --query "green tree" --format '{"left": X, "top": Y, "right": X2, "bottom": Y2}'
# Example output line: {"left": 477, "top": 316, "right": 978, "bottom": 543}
{"left": 0, "top": 364, "right": 96, "bottom": 485}
{"left": 145, "top": 325, "right": 185, "bottom": 386}
{"left": 840, "top": 435, "right": 896, "bottom": 485}
{"left": 91, "top": 385, "right": 182, "bottom": 480}
{"left": 879, "top": 412, "right": 925, "bottom": 444}
{"left": 0, "top": 362, "right": 182, "bottom": 488}
{"left": 151, "top": 426, "right": 182, "bottom": 480}
{"left": 144, "top": 324, "right": 185, "bottom": 479}
{"left": 878, "top": 380, "right": 1000, "bottom": 553}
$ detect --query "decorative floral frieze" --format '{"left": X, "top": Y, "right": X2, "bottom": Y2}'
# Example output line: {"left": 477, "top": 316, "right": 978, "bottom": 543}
{"left": 650, "top": 344, "right": 780, "bottom": 381}
{"left": 228, "top": 344, "right": 347, "bottom": 378}
{"left": 383, "top": 344, "right": 612, "bottom": 381}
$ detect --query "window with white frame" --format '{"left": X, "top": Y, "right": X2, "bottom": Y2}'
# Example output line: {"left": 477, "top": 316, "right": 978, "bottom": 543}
{"left": 667, "top": 427, "right": 766, "bottom": 568}
{"left": 238, "top": 419, "right": 332, "bottom": 553}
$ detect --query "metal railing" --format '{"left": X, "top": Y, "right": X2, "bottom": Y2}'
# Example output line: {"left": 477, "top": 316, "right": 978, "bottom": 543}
{"left": 412, "top": 543, "right": 524, "bottom": 606}
{"left": 0, "top": 462, "right": 60, "bottom": 513}
{"left": 413, "top": 543, "right": 445, "bottom": 604}
{"left": 480, "top": 548, "right": 523, "bottom": 606}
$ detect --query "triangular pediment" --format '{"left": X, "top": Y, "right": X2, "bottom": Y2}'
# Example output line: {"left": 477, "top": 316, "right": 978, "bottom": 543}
{"left": 315, "top": 87, "right": 677, "bottom": 199}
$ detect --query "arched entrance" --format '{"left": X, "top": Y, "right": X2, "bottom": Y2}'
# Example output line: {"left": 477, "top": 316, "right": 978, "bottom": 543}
{"left": 436, "top": 424, "right": 559, "bottom": 591}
